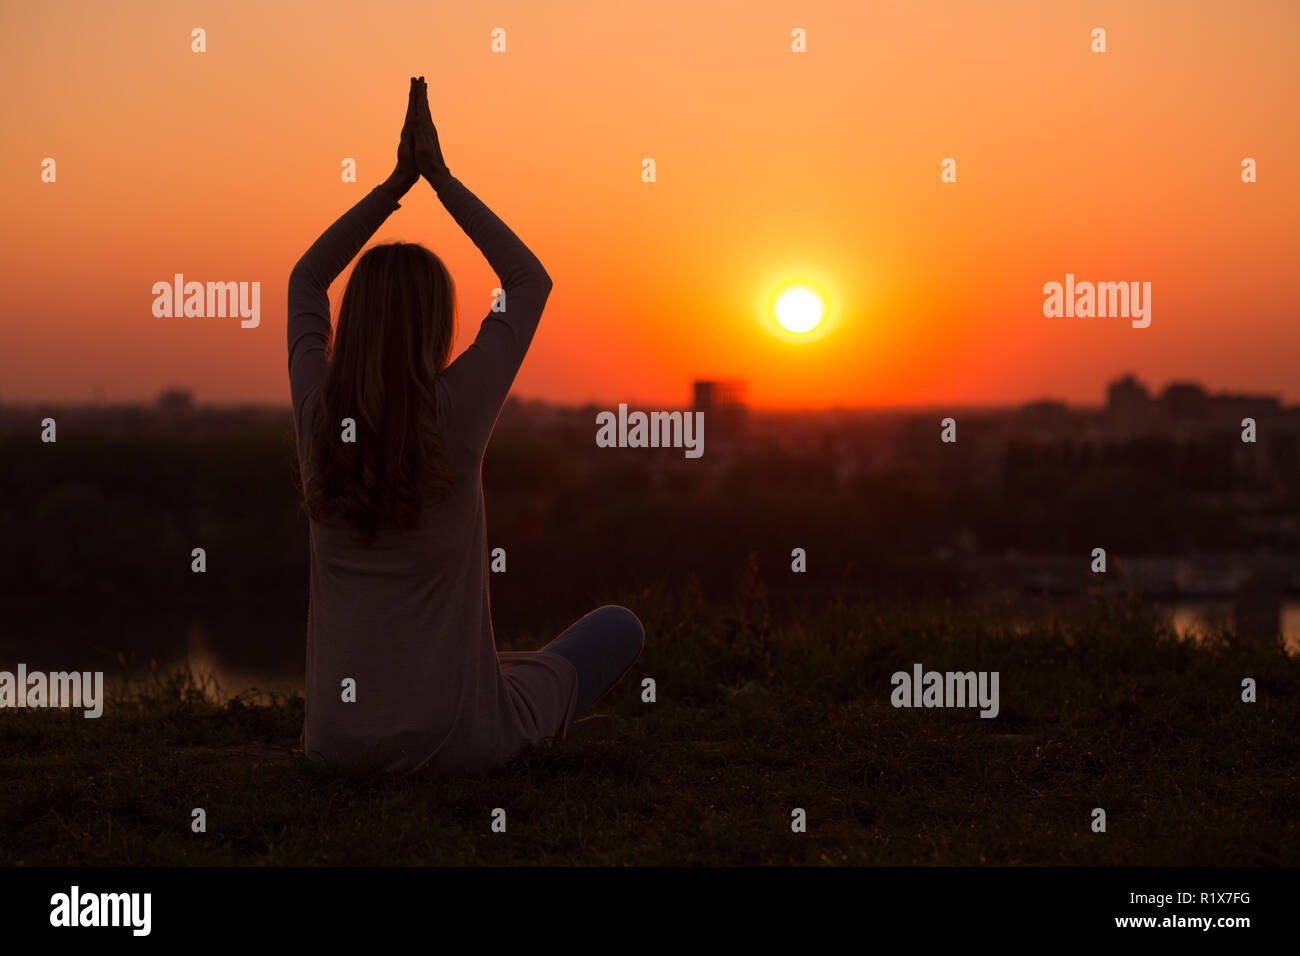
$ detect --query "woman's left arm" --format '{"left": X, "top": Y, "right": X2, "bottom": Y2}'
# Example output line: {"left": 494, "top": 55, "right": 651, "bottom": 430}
{"left": 287, "top": 80, "right": 423, "bottom": 436}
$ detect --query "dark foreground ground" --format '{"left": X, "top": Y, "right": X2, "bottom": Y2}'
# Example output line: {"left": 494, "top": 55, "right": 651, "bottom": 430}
{"left": 2, "top": 590, "right": 1296, "bottom": 865}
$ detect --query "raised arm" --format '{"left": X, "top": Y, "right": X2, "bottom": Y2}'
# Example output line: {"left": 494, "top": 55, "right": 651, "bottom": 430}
{"left": 431, "top": 176, "right": 553, "bottom": 456}
{"left": 411, "top": 79, "right": 553, "bottom": 457}
{"left": 287, "top": 80, "right": 423, "bottom": 446}
{"left": 287, "top": 187, "right": 402, "bottom": 428}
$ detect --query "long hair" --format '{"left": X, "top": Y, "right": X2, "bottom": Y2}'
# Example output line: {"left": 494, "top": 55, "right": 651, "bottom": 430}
{"left": 301, "top": 242, "right": 457, "bottom": 543}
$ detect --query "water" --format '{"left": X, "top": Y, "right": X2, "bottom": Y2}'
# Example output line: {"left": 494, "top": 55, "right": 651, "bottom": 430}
{"left": 1164, "top": 598, "right": 1300, "bottom": 653}
{"left": 8, "top": 583, "right": 1294, "bottom": 703}
{"left": 143, "top": 597, "right": 1300, "bottom": 699}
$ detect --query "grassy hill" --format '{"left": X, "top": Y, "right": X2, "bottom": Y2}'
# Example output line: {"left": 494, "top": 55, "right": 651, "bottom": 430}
{"left": 2, "top": 589, "right": 1296, "bottom": 865}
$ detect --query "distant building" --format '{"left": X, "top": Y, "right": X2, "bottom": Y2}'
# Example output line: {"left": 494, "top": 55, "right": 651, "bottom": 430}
{"left": 1019, "top": 399, "right": 1071, "bottom": 426}
{"left": 1160, "top": 382, "right": 1209, "bottom": 418}
{"left": 1107, "top": 374, "right": 1151, "bottom": 416}
{"left": 692, "top": 380, "right": 748, "bottom": 441}
{"left": 1215, "top": 392, "right": 1281, "bottom": 420}
{"left": 156, "top": 388, "right": 194, "bottom": 415}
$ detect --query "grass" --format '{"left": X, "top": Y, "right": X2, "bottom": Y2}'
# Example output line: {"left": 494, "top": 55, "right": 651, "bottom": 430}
{"left": 2, "top": 587, "right": 1296, "bottom": 865}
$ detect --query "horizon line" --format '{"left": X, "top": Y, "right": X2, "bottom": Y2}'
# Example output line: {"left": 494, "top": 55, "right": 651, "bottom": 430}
{"left": 3, "top": 394, "right": 1297, "bottom": 415}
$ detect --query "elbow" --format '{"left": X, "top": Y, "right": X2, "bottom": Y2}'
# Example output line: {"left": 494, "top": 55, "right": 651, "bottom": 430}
{"left": 288, "top": 258, "right": 317, "bottom": 293}
{"left": 503, "top": 260, "right": 552, "bottom": 300}
{"left": 533, "top": 263, "right": 553, "bottom": 297}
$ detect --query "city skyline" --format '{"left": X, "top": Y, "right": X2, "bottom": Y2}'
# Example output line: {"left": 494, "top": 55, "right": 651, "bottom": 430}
{"left": 4, "top": 370, "right": 1297, "bottom": 415}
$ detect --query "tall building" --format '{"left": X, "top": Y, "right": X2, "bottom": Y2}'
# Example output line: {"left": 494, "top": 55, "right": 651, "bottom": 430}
{"left": 692, "top": 380, "right": 748, "bottom": 440}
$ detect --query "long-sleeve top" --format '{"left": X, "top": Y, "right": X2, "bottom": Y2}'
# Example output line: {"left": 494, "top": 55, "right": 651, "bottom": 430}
{"left": 286, "top": 176, "right": 577, "bottom": 775}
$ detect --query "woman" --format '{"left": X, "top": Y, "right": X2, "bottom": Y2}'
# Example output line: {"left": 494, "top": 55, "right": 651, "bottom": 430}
{"left": 287, "top": 77, "right": 644, "bottom": 775}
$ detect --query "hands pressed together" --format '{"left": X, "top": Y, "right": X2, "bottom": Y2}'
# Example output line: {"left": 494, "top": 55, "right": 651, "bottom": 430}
{"left": 386, "top": 76, "right": 452, "bottom": 199}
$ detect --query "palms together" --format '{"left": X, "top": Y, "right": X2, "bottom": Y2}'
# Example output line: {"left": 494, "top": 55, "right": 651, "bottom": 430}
{"left": 399, "top": 76, "right": 451, "bottom": 186}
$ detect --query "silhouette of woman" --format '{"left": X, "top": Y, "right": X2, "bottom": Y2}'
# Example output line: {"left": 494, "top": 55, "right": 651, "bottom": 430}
{"left": 287, "top": 77, "right": 643, "bottom": 775}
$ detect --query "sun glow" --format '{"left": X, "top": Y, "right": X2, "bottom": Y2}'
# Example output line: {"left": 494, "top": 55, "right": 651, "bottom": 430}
{"left": 775, "top": 287, "right": 824, "bottom": 333}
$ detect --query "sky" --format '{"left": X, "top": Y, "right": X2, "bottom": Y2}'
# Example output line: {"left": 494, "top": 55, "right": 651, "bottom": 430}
{"left": 1, "top": 0, "right": 1296, "bottom": 409}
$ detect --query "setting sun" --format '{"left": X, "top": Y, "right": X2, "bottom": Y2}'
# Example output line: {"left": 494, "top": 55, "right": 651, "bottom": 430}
{"left": 775, "top": 287, "right": 824, "bottom": 333}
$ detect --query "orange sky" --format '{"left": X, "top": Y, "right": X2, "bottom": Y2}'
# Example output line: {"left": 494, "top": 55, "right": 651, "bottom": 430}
{"left": 2, "top": 0, "right": 1296, "bottom": 409}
